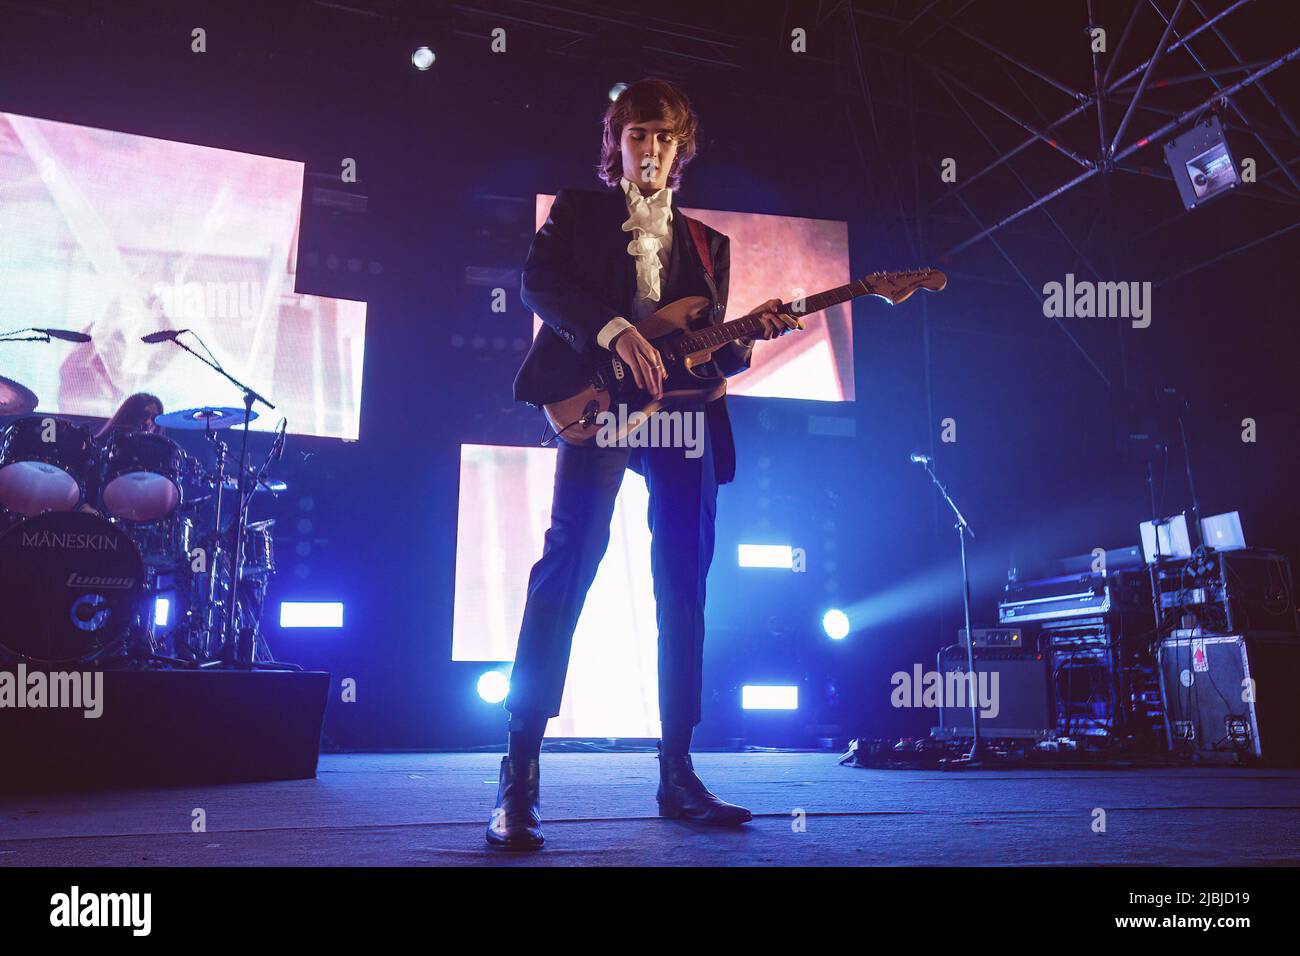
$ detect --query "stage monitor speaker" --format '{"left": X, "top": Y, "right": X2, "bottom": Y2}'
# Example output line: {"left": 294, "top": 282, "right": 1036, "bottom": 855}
{"left": 0, "top": 668, "right": 331, "bottom": 790}
{"left": 933, "top": 646, "right": 1052, "bottom": 741}
{"left": 1158, "top": 634, "right": 1300, "bottom": 765}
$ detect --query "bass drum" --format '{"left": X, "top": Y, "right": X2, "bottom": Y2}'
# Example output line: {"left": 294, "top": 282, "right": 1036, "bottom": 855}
{"left": 0, "top": 416, "right": 98, "bottom": 517}
{"left": 0, "top": 510, "right": 145, "bottom": 663}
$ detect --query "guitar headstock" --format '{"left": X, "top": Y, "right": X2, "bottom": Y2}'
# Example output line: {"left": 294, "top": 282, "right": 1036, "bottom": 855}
{"left": 859, "top": 268, "right": 948, "bottom": 305}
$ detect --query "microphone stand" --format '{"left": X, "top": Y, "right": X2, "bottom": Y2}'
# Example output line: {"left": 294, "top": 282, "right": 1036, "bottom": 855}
{"left": 1144, "top": 456, "right": 1169, "bottom": 637}
{"left": 163, "top": 333, "right": 274, "bottom": 667}
{"left": 915, "top": 456, "right": 983, "bottom": 766}
{"left": 1177, "top": 412, "right": 1204, "bottom": 551}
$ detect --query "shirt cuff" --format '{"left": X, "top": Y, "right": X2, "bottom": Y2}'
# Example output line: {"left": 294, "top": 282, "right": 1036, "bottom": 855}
{"left": 596, "top": 316, "right": 635, "bottom": 350}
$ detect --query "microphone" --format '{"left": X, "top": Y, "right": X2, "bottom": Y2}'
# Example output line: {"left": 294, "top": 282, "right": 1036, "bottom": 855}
{"left": 140, "top": 329, "right": 188, "bottom": 344}
{"left": 909, "top": 453, "right": 932, "bottom": 465}
{"left": 272, "top": 420, "right": 288, "bottom": 461}
{"left": 35, "top": 328, "right": 92, "bottom": 343}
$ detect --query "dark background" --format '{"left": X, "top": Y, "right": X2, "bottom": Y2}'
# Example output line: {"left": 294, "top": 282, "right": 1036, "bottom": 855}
{"left": 1, "top": 0, "right": 1296, "bottom": 749}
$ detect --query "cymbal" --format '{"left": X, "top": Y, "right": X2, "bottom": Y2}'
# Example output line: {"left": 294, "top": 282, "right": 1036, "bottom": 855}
{"left": 209, "top": 476, "right": 287, "bottom": 493}
{"left": 0, "top": 376, "right": 38, "bottom": 416}
{"left": 181, "top": 474, "right": 287, "bottom": 497}
{"left": 156, "top": 406, "right": 259, "bottom": 430}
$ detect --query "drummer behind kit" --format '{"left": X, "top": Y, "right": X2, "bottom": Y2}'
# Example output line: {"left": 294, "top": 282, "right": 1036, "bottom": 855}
{"left": 0, "top": 404, "right": 289, "bottom": 670}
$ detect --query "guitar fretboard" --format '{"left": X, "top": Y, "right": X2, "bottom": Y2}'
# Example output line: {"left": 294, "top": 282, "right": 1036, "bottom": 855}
{"left": 671, "top": 279, "right": 868, "bottom": 356}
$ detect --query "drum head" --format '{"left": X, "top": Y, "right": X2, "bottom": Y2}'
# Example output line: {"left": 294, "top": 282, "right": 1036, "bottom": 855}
{"left": 0, "top": 460, "right": 82, "bottom": 516}
{"left": 100, "top": 431, "right": 185, "bottom": 522}
{"left": 0, "top": 510, "right": 145, "bottom": 663}
{"left": 102, "top": 471, "right": 181, "bottom": 522}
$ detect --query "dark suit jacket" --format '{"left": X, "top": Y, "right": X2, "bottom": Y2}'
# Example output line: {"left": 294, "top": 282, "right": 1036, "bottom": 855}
{"left": 515, "top": 186, "right": 752, "bottom": 482}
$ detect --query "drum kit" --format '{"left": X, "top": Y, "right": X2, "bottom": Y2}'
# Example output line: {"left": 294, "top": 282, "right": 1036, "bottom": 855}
{"left": 0, "top": 388, "right": 289, "bottom": 670}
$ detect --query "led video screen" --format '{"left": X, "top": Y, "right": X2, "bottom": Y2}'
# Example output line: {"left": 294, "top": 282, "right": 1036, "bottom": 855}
{"left": 0, "top": 112, "right": 366, "bottom": 439}
{"left": 453, "top": 442, "right": 666, "bottom": 739}
{"left": 535, "top": 194, "right": 854, "bottom": 402}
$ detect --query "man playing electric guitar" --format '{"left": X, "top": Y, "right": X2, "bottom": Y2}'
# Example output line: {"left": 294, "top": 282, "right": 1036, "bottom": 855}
{"left": 490, "top": 77, "right": 801, "bottom": 850}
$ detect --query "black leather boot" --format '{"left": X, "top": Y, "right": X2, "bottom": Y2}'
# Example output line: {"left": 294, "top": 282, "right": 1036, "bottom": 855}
{"left": 656, "top": 745, "right": 752, "bottom": 826}
{"left": 486, "top": 756, "right": 544, "bottom": 850}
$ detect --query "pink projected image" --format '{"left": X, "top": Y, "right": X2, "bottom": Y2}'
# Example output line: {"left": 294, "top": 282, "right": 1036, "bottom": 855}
{"left": 535, "top": 194, "right": 854, "bottom": 402}
{"left": 0, "top": 112, "right": 366, "bottom": 439}
{"left": 453, "top": 443, "right": 665, "bottom": 739}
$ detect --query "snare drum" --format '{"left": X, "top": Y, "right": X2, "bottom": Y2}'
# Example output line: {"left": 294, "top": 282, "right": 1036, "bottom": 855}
{"left": 122, "top": 513, "right": 195, "bottom": 569}
{"left": 100, "top": 431, "right": 187, "bottom": 522}
{"left": 0, "top": 416, "right": 98, "bottom": 517}
{"left": 243, "top": 520, "right": 276, "bottom": 577}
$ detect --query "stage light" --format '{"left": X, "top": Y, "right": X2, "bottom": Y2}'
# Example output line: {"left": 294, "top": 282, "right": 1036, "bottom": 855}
{"left": 154, "top": 597, "right": 170, "bottom": 627}
{"left": 608, "top": 82, "right": 628, "bottom": 102}
{"left": 477, "top": 670, "right": 510, "bottom": 704}
{"left": 280, "top": 602, "right": 344, "bottom": 628}
{"left": 411, "top": 46, "right": 436, "bottom": 71}
{"left": 742, "top": 685, "right": 799, "bottom": 710}
{"left": 1163, "top": 114, "right": 1239, "bottom": 211}
{"left": 738, "top": 543, "right": 793, "bottom": 568}
{"left": 822, "top": 608, "right": 849, "bottom": 640}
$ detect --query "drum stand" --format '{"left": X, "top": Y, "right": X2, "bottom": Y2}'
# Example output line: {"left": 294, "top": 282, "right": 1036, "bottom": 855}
{"left": 160, "top": 333, "right": 275, "bottom": 668}
{"left": 181, "top": 428, "right": 281, "bottom": 668}
{"left": 196, "top": 424, "right": 229, "bottom": 662}
{"left": 222, "top": 389, "right": 258, "bottom": 666}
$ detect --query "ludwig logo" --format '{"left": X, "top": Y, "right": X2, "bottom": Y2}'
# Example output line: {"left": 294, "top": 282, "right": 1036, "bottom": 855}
{"left": 66, "top": 573, "right": 135, "bottom": 589}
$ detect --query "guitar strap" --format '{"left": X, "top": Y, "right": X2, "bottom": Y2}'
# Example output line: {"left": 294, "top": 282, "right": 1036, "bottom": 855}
{"left": 683, "top": 215, "right": 714, "bottom": 282}
{"left": 680, "top": 214, "right": 734, "bottom": 474}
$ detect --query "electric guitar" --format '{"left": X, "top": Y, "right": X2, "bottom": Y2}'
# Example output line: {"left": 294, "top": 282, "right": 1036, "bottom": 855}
{"left": 543, "top": 268, "right": 948, "bottom": 444}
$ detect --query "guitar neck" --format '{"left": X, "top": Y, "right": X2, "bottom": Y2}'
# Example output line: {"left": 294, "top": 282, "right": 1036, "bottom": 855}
{"left": 676, "top": 279, "right": 869, "bottom": 354}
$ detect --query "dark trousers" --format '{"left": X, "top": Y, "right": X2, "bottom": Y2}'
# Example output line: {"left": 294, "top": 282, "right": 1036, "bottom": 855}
{"left": 505, "top": 411, "right": 718, "bottom": 731}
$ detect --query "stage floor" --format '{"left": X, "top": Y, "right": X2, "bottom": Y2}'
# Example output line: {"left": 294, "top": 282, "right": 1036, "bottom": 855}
{"left": 2, "top": 752, "right": 1298, "bottom": 866}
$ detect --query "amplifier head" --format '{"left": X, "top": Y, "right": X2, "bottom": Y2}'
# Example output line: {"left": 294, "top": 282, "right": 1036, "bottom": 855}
{"left": 959, "top": 627, "right": 1024, "bottom": 648}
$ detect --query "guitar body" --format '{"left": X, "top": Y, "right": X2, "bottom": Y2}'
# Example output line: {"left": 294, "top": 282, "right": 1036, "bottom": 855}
{"left": 542, "top": 295, "right": 728, "bottom": 445}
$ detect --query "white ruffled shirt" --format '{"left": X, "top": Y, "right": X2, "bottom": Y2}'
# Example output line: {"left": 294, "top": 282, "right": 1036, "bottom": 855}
{"left": 595, "top": 178, "right": 675, "bottom": 350}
